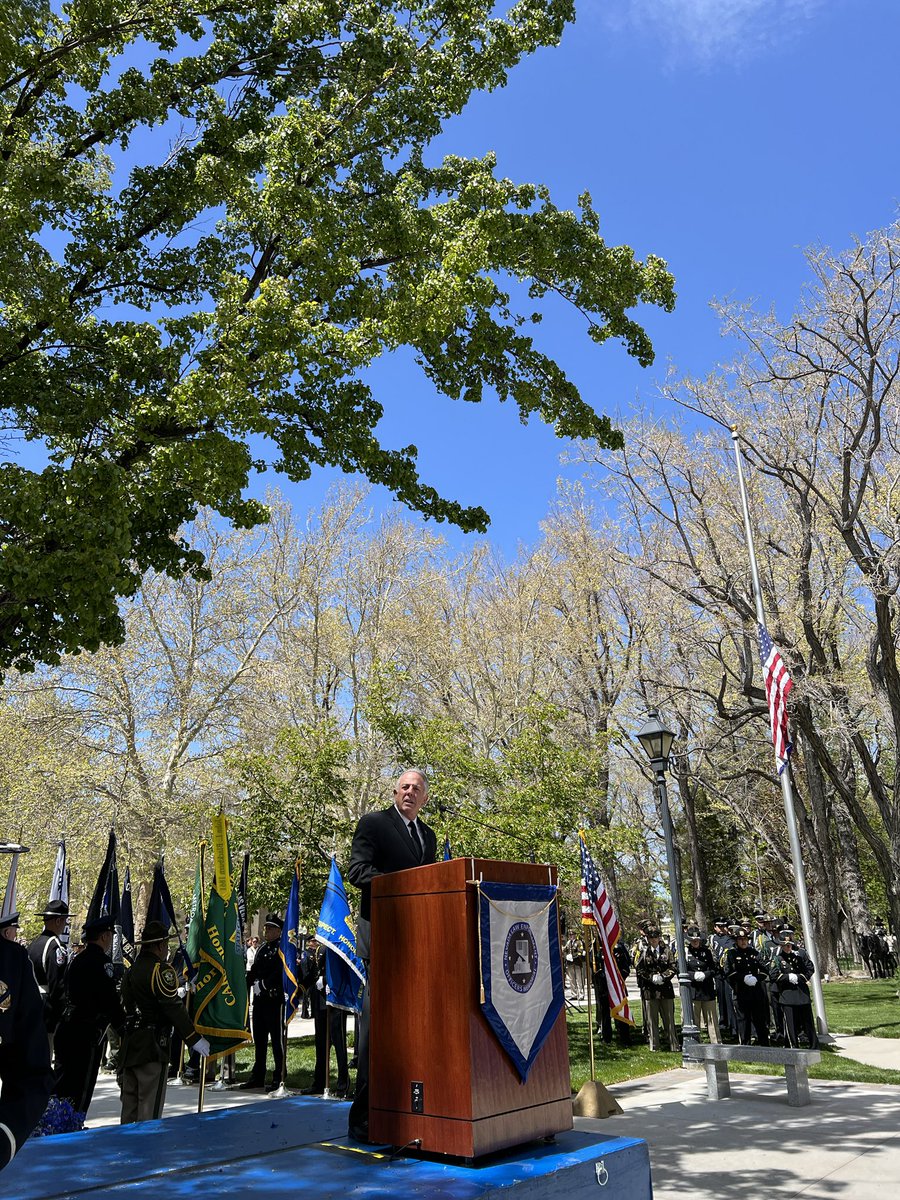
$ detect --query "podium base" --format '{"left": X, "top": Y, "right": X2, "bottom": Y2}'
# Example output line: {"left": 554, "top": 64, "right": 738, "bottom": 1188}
{"left": 572, "top": 1080, "right": 623, "bottom": 1119}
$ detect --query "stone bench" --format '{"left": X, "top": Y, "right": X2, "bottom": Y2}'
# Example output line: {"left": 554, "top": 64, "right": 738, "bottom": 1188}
{"left": 682, "top": 1042, "right": 821, "bottom": 1106}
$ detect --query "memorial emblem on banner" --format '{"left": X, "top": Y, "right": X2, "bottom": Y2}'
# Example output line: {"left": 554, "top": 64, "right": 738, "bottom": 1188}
{"left": 477, "top": 882, "right": 564, "bottom": 1081}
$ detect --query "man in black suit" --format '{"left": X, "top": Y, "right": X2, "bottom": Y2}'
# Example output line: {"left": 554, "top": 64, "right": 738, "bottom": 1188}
{"left": 346, "top": 769, "right": 437, "bottom": 1141}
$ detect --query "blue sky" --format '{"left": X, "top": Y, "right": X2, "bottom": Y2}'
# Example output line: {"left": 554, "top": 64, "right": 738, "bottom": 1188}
{"left": 268, "top": 0, "right": 899, "bottom": 555}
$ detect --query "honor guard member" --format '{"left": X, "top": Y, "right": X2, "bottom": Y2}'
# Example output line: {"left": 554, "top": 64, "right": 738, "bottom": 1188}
{"left": 685, "top": 927, "right": 721, "bottom": 1043}
{"left": 55, "top": 916, "right": 127, "bottom": 1116}
{"left": 301, "top": 937, "right": 350, "bottom": 1097}
{"left": 723, "top": 928, "right": 770, "bottom": 1045}
{"left": 709, "top": 916, "right": 738, "bottom": 1040}
{"left": 768, "top": 928, "right": 819, "bottom": 1049}
{"left": 0, "top": 912, "right": 19, "bottom": 943}
{"left": 0, "top": 929, "right": 53, "bottom": 1172}
{"left": 120, "top": 921, "right": 210, "bottom": 1123}
{"left": 634, "top": 928, "right": 680, "bottom": 1052}
{"left": 27, "top": 900, "right": 69, "bottom": 1041}
{"left": 241, "top": 914, "right": 286, "bottom": 1091}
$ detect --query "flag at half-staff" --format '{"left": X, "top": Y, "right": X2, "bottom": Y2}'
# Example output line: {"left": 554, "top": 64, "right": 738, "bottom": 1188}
{"left": 579, "top": 833, "right": 633, "bottom": 1026}
{"left": 191, "top": 814, "right": 250, "bottom": 1061}
{"left": 279, "top": 862, "right": 302, "bottom": 1021}
{"left": 758, "top": 623, "right": 794, "bottom": 775}
{"left": 315, "top": 858, "right": 365, "bottom": 1012}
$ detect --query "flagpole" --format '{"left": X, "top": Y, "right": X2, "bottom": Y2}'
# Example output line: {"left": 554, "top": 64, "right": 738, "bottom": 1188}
{"left": 196, "top": 842, "right": 207, "bottom": 1113}
{"left": 271, "top": 854, "right": 300, "bottom": 1100}
{"left": 732, "top": 429, "right": 829, "bottom": 1037}
{"left": 583, "top": 928, "right": 596, "bottom": 1082}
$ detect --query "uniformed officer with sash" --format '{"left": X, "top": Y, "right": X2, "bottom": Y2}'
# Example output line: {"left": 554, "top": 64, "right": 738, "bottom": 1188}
{"left": 27, "top": 900, "right": 69, "bottom": 1043}
{"left": 119, "top": 921, "right": 210, "bottom": 1123}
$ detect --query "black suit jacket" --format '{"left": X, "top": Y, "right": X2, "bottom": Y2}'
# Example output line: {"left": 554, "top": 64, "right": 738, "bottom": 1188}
{"left": 347, "top": 805, "right": 437, "bottom": 958}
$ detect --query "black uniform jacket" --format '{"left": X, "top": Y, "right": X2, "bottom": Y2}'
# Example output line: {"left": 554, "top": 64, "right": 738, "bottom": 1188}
{"left": 248, "top": 941, "right": 284, "bottom": 1003}
{"left": 0, "top": 938, "right": 53, "bottom": 1170}
{"left": 723, "top": 944, "right": 767, "bottom": 997}
{"left": 60, "top": 942, "right": 126, "bottom": 1036}
{"left": 769, "top": 949, "right": 815, "bottom": 1007}
{"left": 27, "top": 930, "right": 67, "bottom": 1029}
{"left": 347, "top": 805, "right": 437, "bottom": 958}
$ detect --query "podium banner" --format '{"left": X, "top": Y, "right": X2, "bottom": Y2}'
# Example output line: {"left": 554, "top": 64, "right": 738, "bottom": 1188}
{"left": 477, "top": 882, "right": 564, "bottom": 1081}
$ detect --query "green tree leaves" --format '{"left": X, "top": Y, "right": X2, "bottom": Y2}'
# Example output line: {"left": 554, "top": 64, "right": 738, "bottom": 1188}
{"left": 0, "top": 1, "right": 673, "bottom": 673}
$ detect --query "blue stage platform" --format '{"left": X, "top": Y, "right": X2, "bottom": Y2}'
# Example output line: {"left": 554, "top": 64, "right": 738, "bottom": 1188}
{"left": 5, "top": 1098, "right": 651, "bottom": 1200}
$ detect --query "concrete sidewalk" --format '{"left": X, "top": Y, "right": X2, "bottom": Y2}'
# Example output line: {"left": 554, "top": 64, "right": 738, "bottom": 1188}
{"left": 580, "top": 1067, "right": 900, "bottom": 1199}
{"left": 832, "top": 1033, "right": 900, "bottom": 1071}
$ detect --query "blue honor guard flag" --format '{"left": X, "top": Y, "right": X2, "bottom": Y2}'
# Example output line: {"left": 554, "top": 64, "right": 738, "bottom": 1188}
{"left": 280, "top": 863, "right": 301, "bottom": 1020}
{"left": 315, "top": 858, "right": 365, "bottom": 1012}
{"left": 477, "top": 882, "right": 564, "bottom": 1081}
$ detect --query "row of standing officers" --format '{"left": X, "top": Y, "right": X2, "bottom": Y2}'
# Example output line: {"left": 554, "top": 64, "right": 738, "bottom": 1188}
{"left": 626, "top": 917, "right": 819, "bottom": 1052}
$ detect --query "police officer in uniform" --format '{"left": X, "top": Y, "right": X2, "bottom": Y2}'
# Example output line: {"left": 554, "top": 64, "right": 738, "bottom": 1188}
{"left": 768, "top": 927, "right": 819, "bottom": 1049}
{"left": 723, "top": 928, "right": 770, "bottom": 1045}
{"left": 300, "top": 937, "right": 350, "bottom": 1095}
{"left": 685, "top": 926, "right": 720, "bottom": 1043}
{"left": 119, "top": 921, "right": 209, "bottom": 1123}
{"left": 634, "top": 928, "right": 679, "bottom": 1051}
{"left": 0, "top": 912, "right": 20, "bottom": 944}
{"left": 0, "top": 927, "right": 53, "bottom": 1172}
{"left": 709, "top": 916, "right": 737, "bottom": 1040}
{"left": 55, "top": 916, "right": 126, "bottom": 1116}
{"left": 241, "top": 914, "right": 286, "bottom": 1091}
{"left": 27, "top": 900, "right": 69, "bottom": 1043}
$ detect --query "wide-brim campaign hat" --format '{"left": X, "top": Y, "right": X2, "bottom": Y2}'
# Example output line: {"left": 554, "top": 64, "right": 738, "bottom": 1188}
{"left": 36, "top": 900, "right": 69, "bottom": 918}
{"left": 264, "top": 913, "right": 284, "bottom": 930}
{"left": 137, "top": 919, "right": 172, "bottom": 944}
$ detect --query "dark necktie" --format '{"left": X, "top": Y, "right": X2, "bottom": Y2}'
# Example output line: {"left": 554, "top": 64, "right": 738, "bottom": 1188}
{"left": 408, "top": 820, "right": 422, "bottom": 862}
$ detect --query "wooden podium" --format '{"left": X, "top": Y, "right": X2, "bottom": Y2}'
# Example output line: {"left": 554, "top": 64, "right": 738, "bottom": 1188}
{"left": 368, "top": 857, "right": 573, "bottom": 1158}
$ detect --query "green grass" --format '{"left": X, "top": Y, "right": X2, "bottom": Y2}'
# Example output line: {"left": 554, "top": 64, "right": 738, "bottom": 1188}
{"left": 230, "top": 1036, "right": 324, "bottom": 1090}
{"left": 821, "top": 976, "right": 900, "bottom": 1038}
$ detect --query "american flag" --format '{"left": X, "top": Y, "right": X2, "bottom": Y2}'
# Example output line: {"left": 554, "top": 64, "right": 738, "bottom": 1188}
{"left": 579, "top": 834, "right": 632, "bottom": 1025}
{"left": 758, "top": 623, "right": 794, "bottom": 773}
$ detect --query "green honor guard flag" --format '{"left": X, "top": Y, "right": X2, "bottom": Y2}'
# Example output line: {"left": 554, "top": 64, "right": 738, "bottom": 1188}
{"left": 192, "top": 815, "right": 251, "bottom": 1061}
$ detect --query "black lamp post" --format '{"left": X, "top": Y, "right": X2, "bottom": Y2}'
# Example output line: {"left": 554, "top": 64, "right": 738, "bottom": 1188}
{"left": 635, "top": 711, "right": 699, "bottom": 1048}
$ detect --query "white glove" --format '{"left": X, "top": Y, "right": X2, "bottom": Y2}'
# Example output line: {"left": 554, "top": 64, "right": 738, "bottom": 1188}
{"left": 743, "top": 974, "right": 757, "bottom": 986}
{"left": 177, "top": 985, "right": 187, "bottom": 998}
{"left": 789, "top": 972, "right": 799, "bottom": 985}
{"left": 652, "top": 973, "right": 664, "bottom": 985}
{"left": 252, "top": 981, "right": 261, "bottom": 996}
{"left": 316, "top": 976, "right": 325, "bottom": 991}
{"left": 194, "top": 1037, "right": 211, "bottom": 1058}
{"left": 693, "top": 971, "right": 705, "bottom": 983}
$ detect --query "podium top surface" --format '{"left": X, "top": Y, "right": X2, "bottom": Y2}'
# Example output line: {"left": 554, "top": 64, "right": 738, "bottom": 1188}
{"left": 372, "top": 857, "right": 557, "bottom": 898}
